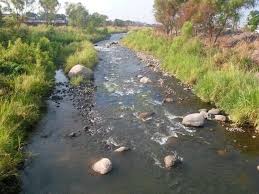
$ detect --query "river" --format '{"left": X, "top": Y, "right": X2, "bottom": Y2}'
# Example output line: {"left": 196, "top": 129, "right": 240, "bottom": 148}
{"left": 21, "top": 34, "right": 259, "bottom": 194}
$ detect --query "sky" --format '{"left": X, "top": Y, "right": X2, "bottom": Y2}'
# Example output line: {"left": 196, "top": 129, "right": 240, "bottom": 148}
{"left": 59, "top": 0, "right": 156, "bottom": 24}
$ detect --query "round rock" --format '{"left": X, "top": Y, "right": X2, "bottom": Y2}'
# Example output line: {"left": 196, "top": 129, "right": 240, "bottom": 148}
{"left": 140, "top": 77, "right": 152, "bottom": 84}
{"left": 114, "top": 146, "right": 130, "bottom": 153}
{"left": 208, "top": 108, "right": 220, "bottom": 115}
{"left": 164, "top": 155, "right": 177, "bottom": 168}
{"left": 92, "top": 158, "right": 112, "bottom": 175}
{"left": 68, "top": 64, "right": 93, "bottom": 80}
{"left": 214, "top": 115, "right": 227, "bottom": 122}
{"left": 182, "top": 113, "right": 205, "bottom": 127}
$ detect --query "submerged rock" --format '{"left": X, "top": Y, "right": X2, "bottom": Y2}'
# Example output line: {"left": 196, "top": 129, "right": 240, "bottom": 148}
{"left": 68, "top": 132, "right": 76, "bottom": 138}
{"left": 214, "top": 115, "right": 227, "bottom": 122}
{"left": 140, "top": 77, "right": 152, "bottom": 84}
{"left": 208, "top": 108, "right": 220, "bottom": 115}
{"left": 92, "top": 158, "right": 112, "bottom": 175}
{"left": 163, "top": 97, "right": 174, "bottom": 103}
{"left": 164, "top": 155, "right": 177, "bottom": 168}
{"left": 68, "top": 64, "right": 93, "bottom": 80}
{"left": 182, "top": 113, "right": 205, "bottom": 127}
{"left": 138, "top": 112, "right": 155, "bottom": 122}
{"left": 114, "top": 146, "right": 130, "bottom": 153}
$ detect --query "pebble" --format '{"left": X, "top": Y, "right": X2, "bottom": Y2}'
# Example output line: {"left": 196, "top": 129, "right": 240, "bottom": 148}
{"left": 114, "top": 146, "right": 130, "bottom": 153}
{"left": 68, "top": 132, "right": 76, "bottom": 138}
{"left": 257, "top": 166, "right": 259, "bottom": 171}
{"left": 252, "top": 136, "right": 256, "bottom": 139}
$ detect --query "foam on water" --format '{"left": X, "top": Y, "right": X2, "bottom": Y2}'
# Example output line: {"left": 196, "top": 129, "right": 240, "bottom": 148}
{"left": 151, "top": 132, "right": 177, "bottom": 145}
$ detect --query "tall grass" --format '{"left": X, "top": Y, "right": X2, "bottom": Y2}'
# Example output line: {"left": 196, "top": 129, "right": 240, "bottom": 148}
{"left": 122, "top": 25, "right": 259, "bottom": 127}
{"left": 0, "top": 38, "right": 55, "bottom": 182}
{"left": 64, "top": 41, "right": 98, "bottom": 73}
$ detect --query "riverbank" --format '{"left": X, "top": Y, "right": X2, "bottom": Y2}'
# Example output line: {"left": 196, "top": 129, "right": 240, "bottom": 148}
{"left": 0, "top": 25, "right": 112, "bottom": 193}
{"left": 122, "top": 28, "right": 259, "bottom": 130}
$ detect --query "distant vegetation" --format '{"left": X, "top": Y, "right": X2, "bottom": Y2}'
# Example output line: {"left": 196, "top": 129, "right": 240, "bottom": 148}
{"left": 153, "top": 0, "right": 257, "bottom": 43}
{"left": 123, "top": 0, "right": 259, "bottom": 128}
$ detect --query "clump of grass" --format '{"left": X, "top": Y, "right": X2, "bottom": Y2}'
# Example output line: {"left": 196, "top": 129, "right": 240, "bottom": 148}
{"left": 70, "top": 75, "right": 85, "bottom": 86}
{"left": 65, "top": 41, "right": 98, "bottom": 73}
{"left": 123, "top": 24, "right": 259, "bottom": 127}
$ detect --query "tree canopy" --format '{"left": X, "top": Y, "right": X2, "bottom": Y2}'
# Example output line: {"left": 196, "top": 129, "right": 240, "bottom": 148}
{"left": 39, "top": 0, "right": 59, "bottom": 24}
{"left": 248, "top": 10, "right": 259, "bottom": 31}
{"left": 65, "top": 2, "right": 88, "bottom": 28}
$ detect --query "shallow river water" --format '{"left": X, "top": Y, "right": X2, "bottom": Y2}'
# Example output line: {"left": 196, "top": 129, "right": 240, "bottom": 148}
{"left": 21, "top": 34, "right": 259, "bottom": 194}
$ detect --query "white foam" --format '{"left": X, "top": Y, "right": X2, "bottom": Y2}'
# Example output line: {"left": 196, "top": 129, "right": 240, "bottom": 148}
{"left": 151, "top": 132, "right": 177, "bottom": 145}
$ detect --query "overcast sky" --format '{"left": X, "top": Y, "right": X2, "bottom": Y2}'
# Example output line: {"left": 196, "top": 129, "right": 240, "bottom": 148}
{"left": 59, "top": 0, "right": 156, "bottom": 24}
{"left": 57, "top": 0, "right": 258, "bottom": 25}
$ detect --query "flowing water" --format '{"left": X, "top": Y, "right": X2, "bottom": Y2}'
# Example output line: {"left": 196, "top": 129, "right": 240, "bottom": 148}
{"left": 21, "top": 34, "right": 259, "bottom": 194}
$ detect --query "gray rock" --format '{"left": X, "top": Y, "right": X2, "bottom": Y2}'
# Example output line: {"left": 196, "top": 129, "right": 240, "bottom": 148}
{"left": 68, "top": 64, "right": 93, "bottom": 80}
{"left": 215, "top": 115, "right": 227, "bottom": 122}
{"left": 208, "top": 108, "right": 220, "bottom": 115}
{"left": 138, "top": 112, "right": 155, "bottom": 122}
{"left": 164, "top": 155, "right": 177, "bottom": 168}
{"left": 114, "top": 146, "right": 130, "bottom": 153}
{"left": 92, "top": 158, "right": 112, "bottom": 175}
{"left": 163, "top": 98, "right": 174, "bottom": 103}
{"left": 68, "top": 132, "right": 76, "bottom": 138}
{"left": 199, "top": 109, "right": 208, "bottom": 113}
{"left": 140, "top": 77, "right": 152, "bottom": 84}
{"left": 182, "top": 113, "right": 205, "bottom": 127}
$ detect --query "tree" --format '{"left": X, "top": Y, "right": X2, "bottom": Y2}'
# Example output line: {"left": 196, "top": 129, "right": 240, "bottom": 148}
{"left": 153, "top": 0, "right": 184, "bottom": 35}
{"left": 177, "top": 0, "right": 256, "bottom": 43}
{"left": 88, "top": 12, "right": 108, "bottom": 27}
{"left": 248, "top": 10, "right": 259, "bottom": 31}
{"left": 65, "top": 2, "right": 88, "bottom": 28}
{"left": 114, "top": 19, "right": 125, "bottom": 27}
{"left": 39, "top": 0, "right": 59, "bottom": 24}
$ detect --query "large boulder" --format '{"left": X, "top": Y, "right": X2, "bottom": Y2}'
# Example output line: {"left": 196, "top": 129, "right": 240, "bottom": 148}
{"left": 68, "top": 64, "right": 93, "bottom": 80}
{"left": 92, "top": 158, "right": 112, "bottom": 175}
{"left": 182, "top": 113, "right": 205, "bottom": 127}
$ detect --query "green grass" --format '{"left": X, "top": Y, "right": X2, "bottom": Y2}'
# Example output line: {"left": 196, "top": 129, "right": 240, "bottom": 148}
{"left": 122, "top": 27, "right": 259, "bottom": 127}
{"left": 64, "top": 41, "right": 98, "bottom": 73}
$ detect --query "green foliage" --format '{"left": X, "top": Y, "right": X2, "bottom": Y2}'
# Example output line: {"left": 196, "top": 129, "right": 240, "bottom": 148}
{"left": 0, "top": 37, "right": 55, "bottom": 180}
{"left": 123, "top": 28, "right": 259, "bottom": 127}
{"left": 65, "top": 41, "right": 98, "bottom": 72}
{"left": 66, "top": 2, "right": 88, "bottom": 28}
{"left": 70, "top": 75, "right": 85, "bottom": 86}
{"left": 248, "top": 10, "right": 259, "bottom": 31}
{"left": 39, "top": 0, "right": 59, "bottom": 24}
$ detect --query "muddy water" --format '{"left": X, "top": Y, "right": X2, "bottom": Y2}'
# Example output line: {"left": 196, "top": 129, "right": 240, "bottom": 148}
{"left": 22, "top": 34, "right": 259, "bottom": 194}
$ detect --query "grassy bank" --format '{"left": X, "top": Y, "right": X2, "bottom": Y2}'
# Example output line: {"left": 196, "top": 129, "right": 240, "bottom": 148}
{"left": 0, "top": 25, "right": 104, "bottom": 191}
{"left": 122, "top": 26, "right": 259, "bottom": 128}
